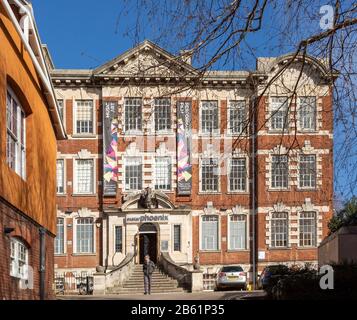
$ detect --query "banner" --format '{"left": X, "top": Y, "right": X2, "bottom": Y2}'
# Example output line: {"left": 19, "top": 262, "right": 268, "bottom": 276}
{"left": 103, "top": 101, "right": 118, "bottom": 196}
{"left": 177, "top": 101, "right": 192, "bottom": 195}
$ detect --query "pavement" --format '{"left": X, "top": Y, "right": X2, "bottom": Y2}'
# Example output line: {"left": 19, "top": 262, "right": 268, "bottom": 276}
{"left": 57, "top": 290, "right": 266, "bottom": 300}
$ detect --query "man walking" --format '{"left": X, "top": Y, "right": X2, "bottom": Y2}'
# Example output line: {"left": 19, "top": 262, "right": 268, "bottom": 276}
{"left": 143, "top": 254, "right": 155, "bottom": 295}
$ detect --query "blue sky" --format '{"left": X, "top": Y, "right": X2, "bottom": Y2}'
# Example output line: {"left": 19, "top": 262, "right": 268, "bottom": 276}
{"left": 31, "top": 0, "right": 356, "bottom": 202}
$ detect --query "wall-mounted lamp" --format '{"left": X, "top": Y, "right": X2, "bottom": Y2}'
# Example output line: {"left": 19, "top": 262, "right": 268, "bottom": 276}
{"left": 4, "top": 227, "right": 15, "bottom": 234}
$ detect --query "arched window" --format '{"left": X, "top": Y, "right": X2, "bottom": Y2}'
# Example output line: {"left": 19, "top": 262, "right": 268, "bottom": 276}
{"left": 6, "top": 87, "right": 26, "bottom": 178}
{"left": 10, "top": 237, "right": 28, "bottom": 279}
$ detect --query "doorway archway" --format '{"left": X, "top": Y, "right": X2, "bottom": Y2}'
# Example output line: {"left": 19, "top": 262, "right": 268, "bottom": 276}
{"left": 138, "top": 223, "right": 158, "bottom": 264}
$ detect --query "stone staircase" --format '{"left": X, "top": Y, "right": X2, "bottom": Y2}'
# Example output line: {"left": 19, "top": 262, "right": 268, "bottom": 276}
{"left": 106, "top": 264, "right": 186, "bottom": 294}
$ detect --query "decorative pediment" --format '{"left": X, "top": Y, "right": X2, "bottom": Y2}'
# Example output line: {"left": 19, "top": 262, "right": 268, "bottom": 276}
{"left": 122, "top": 189, "right": 175, "bottom": 211}
{"left": 273, "top": 201, "right": 288, "bottom": 213}
{"left": 301, "top": 198, "right": 315, "bottom": 212}
{"left": 203, "top": 202, "right": 217, "bottom": 215}
{"left": 271, "top": 145, "right": 288, "bottom": 155}
{"left": 232, "top": 205, "right": 247, "bottom": 215}
{"left": 76, "top": 208, "right": 94, "bottom": 217}
{"left": 77, "top": 149, "right": 92, "bottom": 159}
{"left": 93, "top": 40, "right": 197, "bottom": 78}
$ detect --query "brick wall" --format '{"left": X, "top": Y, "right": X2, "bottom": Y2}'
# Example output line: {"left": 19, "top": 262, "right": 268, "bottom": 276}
{"left": 0, "top": 197, "right": 54, "bottom": 300}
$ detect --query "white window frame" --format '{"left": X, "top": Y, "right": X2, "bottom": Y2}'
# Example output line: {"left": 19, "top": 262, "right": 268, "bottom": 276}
{"left": 298, "top": 154, "right": 317, "bottom": 189}
{"left": 298, "top": 211, "right": 317, "bottom": 248}
{"left": 199, "top": 215, "right": 220, "bottom": 251}
{"left": 298, "top": 96, "right": 317, "bottom": 132}
{"left": 227, "top": 100, "right": 248, "bottom": 135}
{"left": 228, "top": 157, "right": 248, "bottom": 192}
{"left": 227, "top": 214, "right": 248, "bottom": 250}
{"left": 123, "top": 156, "right": 143, "bottom": 191}
{"left": 56, "top": 159, "right": 66, "bottom": 194}
{"left": 10, "top": 237, "right": 28, "bottom": 279}
{"left": 73, "top": 99, "right": 95, "bottom": 136}
{"left": 124, "top": 97, "right": 143, "bottom": 135}
{"left": 153, "top": 97, "right": 172, "bottom": 133}
{"left": 55, "top": 217, "right": 66, "bottom": 255}
{"left": 172, "top": 224, "right": 182, "bottom": 252}
{"left": 199, "top": 100, "right": 220, "bottom": 136}
{"left": 154, "top": 156, "right": 172, "bottom": 191}
{"left": 199, "top": 158, "right": 220, "bottom": 193}
{"left": 114, "top": 225, "right": 123, "bottom": 253}
{"left": 270, "top": 155, "right": 289, "bottom": 190}
{"left": 269, "top": 96, "right": 289, "bottom": 132}
{"left": 73, "top": 158, "right": 96, "bottom": 195}
{"left": 73, "top": 217, "right": 96, "bottom": 254}
{"left": 6, "top": 86, "right": 26, "bottom": 179}
{"left": 270, "top": 212, "right": 289, "bottom": 248}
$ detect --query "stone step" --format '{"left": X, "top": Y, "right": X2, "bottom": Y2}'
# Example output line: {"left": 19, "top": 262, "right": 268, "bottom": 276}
{"left": 124, "top": 280, "right": 178, "bottom": 285}
{"left": 123, "top": 283, "right": 178, "bottom": 289}
{"left": 107, "top": 288, "right": 186, "bottom": 294}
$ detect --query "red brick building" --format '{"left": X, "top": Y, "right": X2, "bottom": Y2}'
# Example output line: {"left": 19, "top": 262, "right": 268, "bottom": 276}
{"left": 0, "top": 0, "right": 65, "bottom": 299}
{"left": 50, "top": 40, "right": 334, "bottom": 285}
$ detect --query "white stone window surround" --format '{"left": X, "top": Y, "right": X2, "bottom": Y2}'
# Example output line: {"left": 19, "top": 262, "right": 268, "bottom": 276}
{"left": 72, "top": 149, "right": 97, "bottom": 195}
{"left": 227, "top": 149, "right": 250, "bottom": 193}
{"left": 264, "top": 199, "right": 324, "bottom": 248}
{"left": 297, "top": 96, "right": 318, "bottom": 132}
{"left": 199, "top": 144, "right": 221, "bottom": 193}
{"left": 265, "top": 202, "right": 292, "bottom": 248}
{"left": 199, "top": 204, "right": 221, "bottom": 251}
{"left": 72, "top": 208, "right": 97, "bottom": 255}
{"left": 113, "top": 224, "right": 124, "bottom": 254}
{"left": 172, "top": 223, "right": 183, "bottom": 252}
{"left": 297, "top": 198, "right": 323, "bottom": 247}
{"left": 297, "top": 211, "right": 318, "bottom": 248}
{"left": 227, "top": 205, "right": 250, "bottom": 251}
{"left": 72, "top": 99, "right": 96, "bottom": 136}
{"left": 150, "top": 97, "right": 173, "bottom": 135}
{"left": 199, "top": 100, "right": 220, "bottom": 136}
{"left": 267, "top": 95, "right": 290, "bottom": 132}
{"left": 122, "top": 97, "right": 143, "bottom": 135}
{"left": 226, "top": 99, "right": 249, "bottom": 136}
{"left": 265, "top": 95, "right": 324, "bottom": 134}
{"left": 55, "top": 212, "right": 67, "bottom": 255}
{"left": 266, "top": 145, "right": 291, "bottom": 191}
{"left": 10, "top": 237, "right": 29, "bottom": 280}
{"left": 56, "top": 156, "right": 66, "bottom": 195}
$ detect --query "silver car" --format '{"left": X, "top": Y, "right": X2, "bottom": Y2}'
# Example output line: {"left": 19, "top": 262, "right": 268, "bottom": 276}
{"left": 215, "top": 265, "right": 247, "bottom": 291}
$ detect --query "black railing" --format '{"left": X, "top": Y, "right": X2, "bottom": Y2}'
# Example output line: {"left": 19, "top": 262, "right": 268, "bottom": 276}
{"left": 54, "top": 271, "right": 94, "bottom": 295}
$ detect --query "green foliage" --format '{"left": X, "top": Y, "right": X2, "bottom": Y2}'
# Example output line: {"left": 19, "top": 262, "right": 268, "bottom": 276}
{"left": 328, "top": 196, "right": 357, "bottom": 234}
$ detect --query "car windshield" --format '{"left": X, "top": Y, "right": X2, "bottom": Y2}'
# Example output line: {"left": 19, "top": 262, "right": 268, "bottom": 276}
{"left": 221, "top": 266, "right": 243, "bottom": 272}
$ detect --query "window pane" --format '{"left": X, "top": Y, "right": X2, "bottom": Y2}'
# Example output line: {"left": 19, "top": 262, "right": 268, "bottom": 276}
{"left": 55, "top": 218, "right": 64, "bottom": 254}
{"left": 125, "top": 98, "right": 142, "bottom": 131}
{"left": 125, "top": 157, "right": 142, "bottom": 190}
{"left": 6, "top": 89, "right": 26, "bottom": 178}
{"left": 57, "top": 99, "right": 64, "bottom": 122}
{"left": 271, "top": 155, "right": 288, "bottom": 188}
{"left": 76, "top": 218, "right": 94, "bottom": 253}
{"left": 154, "top": 98, "right": 171, "bottom": 131}
{"left": 115, "top": 226, "right": 122, "bottom": 253}
{"left": 155, "top": 157, "right": 171, "bottom": 190}
{"left": 229, "top": 158, "right": 246, "bottom": 191}
{"left": 201, "top": 158, "right": 219, "bottom": 192}
{"left": 173, "top": 225, "right": 181, "bottom": 251}
{"left": 229, "top": 215, "right": 246, "bottom": 249}
{"left": 299, "top": 212, "right": 316, "bottom": 247}
{"left": 201, "top": 101, "right": 218, "bottom": 134}
{"left": 299, "top": 155, "right": 316, "bottom": 188}
{"left": 229, "top": 101, "right": 246, "bottom": 134}
{"left": 56, "top": 159, "right": 65, "bottom": 193}
{"left": 76, "top": 159, "right": 94, "bottom": 193}
{"left": 76, "top": 100, "right": 93, "bottom": 134}
{"left": 201, "top": 215, "right": 218, "bottom": 250}
{"left": 299, "top": 97, "right": 316, "bottom": 130}
{"left": 271, "top": 97, "right": 288, "bottom": 130}
{"left": 271, "top": 212, "right": 288, "bottom": 247}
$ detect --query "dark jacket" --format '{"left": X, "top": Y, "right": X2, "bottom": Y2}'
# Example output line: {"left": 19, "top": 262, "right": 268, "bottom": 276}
{"left": 143, "top": 260, "right": 155, "bottom": 276}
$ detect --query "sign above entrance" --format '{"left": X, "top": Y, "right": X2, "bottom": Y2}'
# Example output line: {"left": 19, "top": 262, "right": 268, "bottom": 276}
{"left": 126, "top": 214, "right": 169, "bottom": 224}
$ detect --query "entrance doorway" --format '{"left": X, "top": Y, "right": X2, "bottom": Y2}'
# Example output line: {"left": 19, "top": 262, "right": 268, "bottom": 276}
{"left": 138, "top": 223, "right": 158, "bottom": 264}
